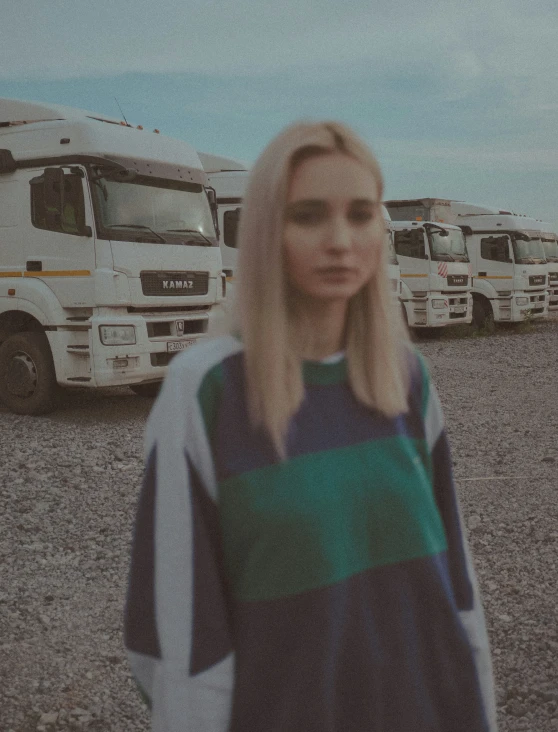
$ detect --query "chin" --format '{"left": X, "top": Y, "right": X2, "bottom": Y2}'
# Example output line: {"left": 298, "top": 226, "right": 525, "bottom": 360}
{"left": 310, "top": 284, "right": 364, "bottom": 302}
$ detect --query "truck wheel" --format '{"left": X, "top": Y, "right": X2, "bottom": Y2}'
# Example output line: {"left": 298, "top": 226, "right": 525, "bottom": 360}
{"left": 472, "top": 298, "right": 494, "bottom": 330}
{"left": 129, "top": 382, "right": 161, "bottom": 398}
{"left": 0, "top": 332, "right": 60, "bottom": 415}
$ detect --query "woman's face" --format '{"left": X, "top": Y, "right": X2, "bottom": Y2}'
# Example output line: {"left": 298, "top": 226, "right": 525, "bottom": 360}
{"left": 283, "top": 152, "right": 384, "bottom": 306}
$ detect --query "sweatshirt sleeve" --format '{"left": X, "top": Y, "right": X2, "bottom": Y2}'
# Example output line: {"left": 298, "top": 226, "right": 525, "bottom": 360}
{"left": 419, "top": 357, "right": 498, "bottom": 732}
{"left": 124, "top": 351, "right": 235, "bottom": 732}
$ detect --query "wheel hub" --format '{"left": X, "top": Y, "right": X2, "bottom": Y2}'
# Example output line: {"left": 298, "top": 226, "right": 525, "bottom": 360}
{"left": 6, "top": 351, "right": 38, "bottom": 398}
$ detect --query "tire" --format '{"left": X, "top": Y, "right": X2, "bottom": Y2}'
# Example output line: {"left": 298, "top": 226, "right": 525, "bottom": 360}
{"left": 0, "top": 331, "right": 60, "bottom": 415}
{"left": 129, "top": 382, "right": 162, "bottom": 398}
{"left": 472, "top": 298, "right": 494, "bottom": 330}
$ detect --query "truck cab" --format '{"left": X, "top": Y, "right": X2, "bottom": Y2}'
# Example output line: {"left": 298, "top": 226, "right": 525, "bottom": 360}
{"left": 198, "top": 152, "right": 248, "bottom": 302}
{"left": 382, "top": 206, "right": 401, "bottom": 308}
{"left": 0, "top": 98, "right": 224, "bottom": 414}
{"left": 531, "top": 225, "right": 558, "bottom": 312}
{"left": 385, "top": 210, "right": 472, "bottom": 329}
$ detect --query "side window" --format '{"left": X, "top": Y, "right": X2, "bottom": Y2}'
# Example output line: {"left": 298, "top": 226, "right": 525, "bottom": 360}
{"left": 30, "top": 172, "right": 86, "bottom": 235}
{"left": 0, "top": 180, "right": 20, "bottom": 228}
{"left": 394, "top": 229, "right": 426, "bottom": 259}
{"left": 480, "top": 236, "right": 509, "bottom": 262}
{"left": 223, "top": 208, "right": 240, "bottom": 248}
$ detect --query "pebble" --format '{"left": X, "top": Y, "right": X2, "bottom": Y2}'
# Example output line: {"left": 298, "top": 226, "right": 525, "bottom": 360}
{"left": 1, "top": 317, "right": 557, "bottom": 732}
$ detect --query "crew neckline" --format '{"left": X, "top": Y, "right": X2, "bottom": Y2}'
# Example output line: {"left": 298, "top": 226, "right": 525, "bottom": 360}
{"left": 302, "top": 354, "right": 347, "bottom": 385}
{"left": 317, "top": 350, "right": 345, "bottom": 365}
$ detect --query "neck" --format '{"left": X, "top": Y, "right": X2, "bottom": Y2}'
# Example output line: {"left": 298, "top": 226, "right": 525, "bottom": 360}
{"left": 292, "top": 298, "right": 348, "bottom": 361}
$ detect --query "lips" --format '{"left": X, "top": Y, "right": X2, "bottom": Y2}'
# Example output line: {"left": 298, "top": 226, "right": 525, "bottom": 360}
{"left": 316, "top": 266, "right": 355, "bottom": 275}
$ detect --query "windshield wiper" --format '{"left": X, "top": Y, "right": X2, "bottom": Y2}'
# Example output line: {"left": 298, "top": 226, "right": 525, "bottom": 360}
{"left": 165, "top": 229, "right": 213, "bottom": 246}
{"left": 107, "top": 224, "right": 167, "bottom": 244}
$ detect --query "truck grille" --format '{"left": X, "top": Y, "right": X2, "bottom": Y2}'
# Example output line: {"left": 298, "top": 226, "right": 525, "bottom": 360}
{"left": 528, "top": 274, "right": 546, "bottom": 286}
{"left": 140, "top": 271, "right": 209, "bottom": 297}
{"left": 447, "top": 274, "right": 468, "bottom": 287}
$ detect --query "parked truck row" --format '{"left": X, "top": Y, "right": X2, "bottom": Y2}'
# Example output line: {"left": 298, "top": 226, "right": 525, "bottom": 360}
{"left": 1, "top": 99, "right": 556, "bottom": 415}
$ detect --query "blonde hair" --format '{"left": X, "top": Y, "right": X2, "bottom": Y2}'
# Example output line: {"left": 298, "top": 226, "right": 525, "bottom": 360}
{"left": 234, "top": 120, "right": 410, "bottom": 457}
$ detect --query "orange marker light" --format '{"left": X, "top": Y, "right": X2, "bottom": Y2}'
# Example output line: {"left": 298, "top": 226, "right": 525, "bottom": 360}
{"left": 8, "top": 288, "right": 15, "bottom": 296}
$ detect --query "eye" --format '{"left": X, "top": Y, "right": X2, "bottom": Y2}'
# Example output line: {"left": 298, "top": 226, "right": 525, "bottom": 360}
{"left": 285, "top": 203, "right": 327, "bottom": 225}
{"left": 348, "top": 207, "right": 375, "bottom": 224}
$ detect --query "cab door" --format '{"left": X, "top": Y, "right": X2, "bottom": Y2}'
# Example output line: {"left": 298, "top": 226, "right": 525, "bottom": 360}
{"left": 22, "top": 165, "right": 96, "bottom": 308}
{"left": 393, "top": 228, "right": 429, "bottom": 293}
{"left": 475, "top": 235, "right": 514, "bottom": 292}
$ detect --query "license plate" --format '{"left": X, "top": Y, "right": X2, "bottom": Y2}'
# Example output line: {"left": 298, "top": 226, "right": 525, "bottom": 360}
{"left": 452, "top": 306, "right": 467, "bottom": 313}
{"left": 167, "top": 339, "right": 196, "bottom": 352}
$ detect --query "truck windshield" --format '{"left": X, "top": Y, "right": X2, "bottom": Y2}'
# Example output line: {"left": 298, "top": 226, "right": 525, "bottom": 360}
{"left": 512, "top": 236, "right": 546, "bottom": 264}
{"left": 92, "top": 174, "right": 217, "bottom": 245}
{"left": 428, "top": 228, "right": 469, "bottom": 262}
{"left": 542, "top": 238, "right": 558, "bottom": 262}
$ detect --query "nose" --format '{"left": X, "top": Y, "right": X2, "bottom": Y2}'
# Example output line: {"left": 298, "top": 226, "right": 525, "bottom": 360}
{"left": 327, "top": 215, "right": 352, "bottom": 252}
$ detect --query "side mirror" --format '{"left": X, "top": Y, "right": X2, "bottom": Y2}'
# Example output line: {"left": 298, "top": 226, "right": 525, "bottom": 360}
{"left": 206, "top": 186, "right": 220, "bottom": 238}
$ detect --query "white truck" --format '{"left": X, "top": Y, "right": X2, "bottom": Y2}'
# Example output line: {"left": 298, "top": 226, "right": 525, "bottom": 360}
{"left": 198, "top": 152, "right": 248, "bottom": 302}
{"left": 384, "top": 204, "right": 472, "bottom": 329}
{"left": 199, "top": 153, "right": 401, "bottom": 308}
{"left": 386, "top": 199, "right": 548, "bottom": 328}
{"left": 0, "top": 98, "right": 225, "bottom": 414}
{"left": 530, "top": 223, "right": 558, "bottom": 312}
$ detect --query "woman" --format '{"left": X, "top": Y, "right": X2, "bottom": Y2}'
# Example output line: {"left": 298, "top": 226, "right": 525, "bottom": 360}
{"left": 125, "top": 121, "right": 496, "bottom": 732}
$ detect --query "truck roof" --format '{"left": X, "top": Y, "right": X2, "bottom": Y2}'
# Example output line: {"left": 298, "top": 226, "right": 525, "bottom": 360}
{"left": 198, "top": 151, "right": 249, "bottom": 173}
{"left": 390, "top": 220, "right": 463, "bottom": 231}
{"left": 0, "top": 97, "right": 205, "bottom": 183}
{"left": 206, "top": 170, "right": 249, "bottom": 200}
{"left": 456, "top": 213, "right": 545, "bottom": 232}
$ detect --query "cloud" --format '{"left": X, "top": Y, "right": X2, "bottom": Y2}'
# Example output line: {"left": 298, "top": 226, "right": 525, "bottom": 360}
{"left": 1, "top": 0, "right": 556, "bottom": 105}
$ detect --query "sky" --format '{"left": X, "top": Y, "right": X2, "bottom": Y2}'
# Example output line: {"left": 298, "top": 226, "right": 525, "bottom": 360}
{"left": 1, "top": 0, "right": 558, "bottom": 227}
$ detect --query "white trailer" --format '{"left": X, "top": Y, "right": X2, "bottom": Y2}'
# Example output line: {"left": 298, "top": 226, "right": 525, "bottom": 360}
{"left": 384, "top": 206, "right": 472, "bottom": 329}
{"left": 386, "top": 199, "right": 548, "bottom": 328}
{"left": 0, "top": 99, "right": 225, "bottom": 414}
{"left": 199, "top": 153, "right": 401, "bottom": 308}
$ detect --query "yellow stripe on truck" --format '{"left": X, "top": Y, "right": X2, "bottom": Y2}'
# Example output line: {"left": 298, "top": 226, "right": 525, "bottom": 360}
{"left": 0, "top": 272, "right": 23, "bottom": 278}
{"left": 401, "top": 273, "right": 426, "bottom": 278}
{"left": 23, "top": 270, "right": 91, "bottom": 277}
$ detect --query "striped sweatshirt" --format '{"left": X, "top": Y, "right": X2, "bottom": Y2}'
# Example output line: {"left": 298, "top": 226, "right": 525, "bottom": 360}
{"left": 124, "top": 334, "right": 497, "bottom": 732}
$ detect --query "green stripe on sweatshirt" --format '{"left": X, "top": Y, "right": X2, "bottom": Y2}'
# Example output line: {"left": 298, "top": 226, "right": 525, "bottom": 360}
{"left": 218, "top": 436, "right": 447, "bottom": 602}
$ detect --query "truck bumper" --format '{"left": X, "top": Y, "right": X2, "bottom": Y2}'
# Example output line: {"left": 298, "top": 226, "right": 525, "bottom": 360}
{"left": 404, "top": 293, "right": 472, "bottom": 327}
{"left": 495, "top": 291, "right": 548, "bottom": 322}
{"left": 48, "top": 310, "right": 211, "bottom": 388}
{"left": 547, "top": 284, "right": 558, "bottom": 311}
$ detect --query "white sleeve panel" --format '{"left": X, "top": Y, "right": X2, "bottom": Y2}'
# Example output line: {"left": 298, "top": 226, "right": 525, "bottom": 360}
{"left": 128, "top": 336, "right": 243, "bottom": 732}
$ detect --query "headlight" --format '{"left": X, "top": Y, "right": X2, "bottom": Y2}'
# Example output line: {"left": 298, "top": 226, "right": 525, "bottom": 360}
{"left": 99, "top": 325, "right": 136, "bottom": 346}
{"left": 431, "top": 299, "right": 447, "bottom": 310}
{"left": 515, "top": 297, "right": 529, "bottom": 306}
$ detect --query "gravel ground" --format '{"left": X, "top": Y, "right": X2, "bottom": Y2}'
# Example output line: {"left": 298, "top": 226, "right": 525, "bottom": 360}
{"left": 1, "top": 317, "right": 557, "bottom": 732}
